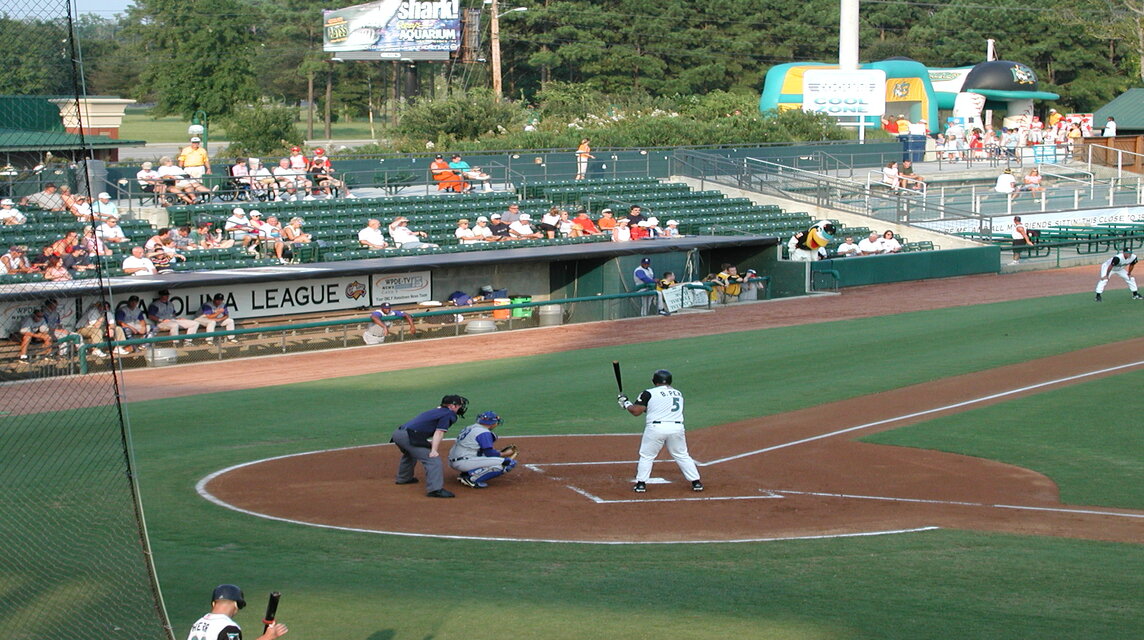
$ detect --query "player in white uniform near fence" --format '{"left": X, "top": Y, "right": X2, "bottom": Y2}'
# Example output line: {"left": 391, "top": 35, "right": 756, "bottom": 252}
{"left": 187, "top": 584, "right": 287, "bottom": 640}
{"left": 1094, "top": 248, "right": 1142, "bottom": 302}
{"left": 618, "top": 369, "right": 703, "bottom": 493}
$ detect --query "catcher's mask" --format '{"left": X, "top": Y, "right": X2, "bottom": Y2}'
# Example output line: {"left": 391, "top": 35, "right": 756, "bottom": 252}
{"left": 211, "top": 584, "right": 246, "bottom": 609}
{"left": 441, "top": 394, "right": 469, "bottom": 417}
{"left": 652, "top": 369, "right": 673, "bottom": 385}
{"left": 477, "top": 411, "right": 503, "bottom": 426}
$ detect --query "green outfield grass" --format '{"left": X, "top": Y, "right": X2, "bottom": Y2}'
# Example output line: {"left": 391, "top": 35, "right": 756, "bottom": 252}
{"left": 119, "top": 111, "right": 382, "bottom": 143}
{"left": 106, "top": 291, "right": 1144, "bottom": 639}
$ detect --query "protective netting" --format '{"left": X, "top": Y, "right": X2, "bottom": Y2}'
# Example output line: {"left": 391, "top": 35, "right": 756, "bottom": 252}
{"left": 0, "top": 1, "right": 172, "bottom": 638}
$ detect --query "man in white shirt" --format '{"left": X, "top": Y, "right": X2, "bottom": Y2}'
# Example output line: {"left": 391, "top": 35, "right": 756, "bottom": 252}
{"left": 0, "top": 198, "right": 26, "bottom": 225}
{"left": 358, "top": 218, "right": 389, "bottom": 249}
{"left": 273, "top": 158, "right": 312, "bottom": 192}
{"left": 121, "top": 245, "right": 157, "bottom": 275}
{"left": 1104, "top": 117, "right": 1117, "bottom": 137}
{"left": 995, "top": 168, "right": 1017, "bottom": 199}
{"left": 136, "top": 161, "right": 165, "bottom": 201}
{"left": 835, "top": 236, "right": 861, "bottom": 257}
{"left": 509, "top": 213, "right": 542, "bottom": 239}
{"left": 858, "top": 231, "right": 884, "bottom": 256}
{"left": 91, "top": 192, "right": 119, "bottom": 222}
{"left": 224, "top": 207, "right": 260, "bottom": 251}
{"left": 472, "top": 216, "right": 494, "bottom": 241}
{"left": 97, "top": 218, "right": 129, "bottom": 243}
{"left": 248, "top": 158, "right": 278, "bottom": 199}
{"left": 388, "top": 217, "right": 437, "bottom": 248}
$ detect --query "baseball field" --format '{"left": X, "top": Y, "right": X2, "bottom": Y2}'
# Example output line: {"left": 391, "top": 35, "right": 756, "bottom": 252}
{"left": 41, "top": 267, "right": 1144, "bottom": 638}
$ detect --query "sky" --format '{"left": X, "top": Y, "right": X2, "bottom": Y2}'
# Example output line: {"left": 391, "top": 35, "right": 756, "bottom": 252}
{"left": 75, "top": 0, "right": 135, "bottom": 16}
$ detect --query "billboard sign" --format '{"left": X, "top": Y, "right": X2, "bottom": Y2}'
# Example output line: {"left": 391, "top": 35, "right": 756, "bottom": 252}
{"left": 324, "top": 0, "right": 461, "bottom": 61}
{"left": 802, "top": 69, "right": 887, "bottom": 118}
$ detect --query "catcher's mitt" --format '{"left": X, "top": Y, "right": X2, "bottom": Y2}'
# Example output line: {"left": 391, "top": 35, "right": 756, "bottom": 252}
{"left": 500, "top": 444, "right": 519, "bottom": 460}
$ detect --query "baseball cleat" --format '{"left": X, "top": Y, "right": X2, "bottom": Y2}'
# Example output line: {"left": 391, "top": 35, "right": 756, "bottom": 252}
{"left": 691, "top": 480, "right": 704, "bottom": 492}
{"left": 426, "top": 489, "right": 455, "bottom": 498}
{"left": 633, "top": 481, "right": 647, "bottom": 493}
{"left": 394, "top": 478, "right": 419, "bottom": 485}
{"left": 1134, "top": 292, "right": 1142, "bottom": 300}
{"left": 1095, "top": 293, "right": 1103, "bottom": 302}
{"left": 458, "top": 474, "right": 486, "bottom": 488}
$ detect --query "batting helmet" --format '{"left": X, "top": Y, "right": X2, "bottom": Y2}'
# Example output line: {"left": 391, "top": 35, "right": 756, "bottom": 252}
{"left": 211, "top": 584, "right": 246, "bottom": 609}
{"left": 652, "top": 369, "right": 673, "bottom": 385}
{"left": 477, "top": 411, "right": 503, "bottom": 426}
{"left": 441, "top": 394, "right": 469, "bottom": 417}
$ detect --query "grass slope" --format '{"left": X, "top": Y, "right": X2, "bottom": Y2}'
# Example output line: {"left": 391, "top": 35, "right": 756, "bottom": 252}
{"left": 115, "top": 292, "right": 1144, "bottom": 639}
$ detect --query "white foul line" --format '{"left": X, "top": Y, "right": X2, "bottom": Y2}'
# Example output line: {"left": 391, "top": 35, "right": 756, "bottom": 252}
{"left": 704, "top": 358, "right": 1144, "bottom": 465}
{"left": 778, "top": 490, "right": 1144, "bottom": 519}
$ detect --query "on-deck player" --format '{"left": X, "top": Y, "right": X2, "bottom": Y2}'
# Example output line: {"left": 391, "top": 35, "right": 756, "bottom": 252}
{"left": 1095, "top": 247, "right": 1142, "bottom": 302}
{"left": 187, "top": 584, "right": 287, "bottom": 640}
{"left": 618, "top": 369, "right": 703, "bottom": 494}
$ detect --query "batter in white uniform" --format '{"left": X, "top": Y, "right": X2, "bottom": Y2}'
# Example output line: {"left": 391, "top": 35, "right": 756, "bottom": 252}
{"left": 1095, "top": 248, "right": 1142, "bottom": 302}
{"left": 618, "top": 369, "right": 703, "bottom": 493}
{"left": 187, "top": 584, "right": 287, "bottom": 640}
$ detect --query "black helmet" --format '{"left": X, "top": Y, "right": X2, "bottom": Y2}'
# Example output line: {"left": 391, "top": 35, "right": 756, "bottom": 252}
{"left": 652, "top": 369, "right": 672, "bottom": 385}
{"left": 441, "top": 394, "right": 469, "bottom": 417}
{"left": 211, "top": 584, "right": 246, "bottom": 609}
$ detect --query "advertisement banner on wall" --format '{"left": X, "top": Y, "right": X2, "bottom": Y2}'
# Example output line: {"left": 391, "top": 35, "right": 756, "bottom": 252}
{"left": 802, "top": 69, "right": 887, "bottom": 118}
{"left": 371, "top": 270, "right": 433, "bottom": 306}
{"left": 323, "top": 0, "right": 461, "bottom": 60}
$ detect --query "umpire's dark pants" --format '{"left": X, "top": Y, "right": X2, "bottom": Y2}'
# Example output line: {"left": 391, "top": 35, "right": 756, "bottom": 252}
{"left": 391, "top": 427, "right": 444, "bottom": 493}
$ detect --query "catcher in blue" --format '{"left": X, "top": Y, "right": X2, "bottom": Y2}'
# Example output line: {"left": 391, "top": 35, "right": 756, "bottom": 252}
{"left": 186, "top": 584, "right": 287, "bottom": 640}
{"left": 448, "top": 411, "right": 519, "bottom": 488}
{"left": 618, "top": 369, "right": 703, "bottom": 493}
{"left": 1094, "top": 248, "right": 1141, "bottom": 302}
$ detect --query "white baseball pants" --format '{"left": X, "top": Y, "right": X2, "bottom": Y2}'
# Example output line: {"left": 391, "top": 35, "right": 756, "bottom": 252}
{"left": 1096, "top": 270, "right": 1137, "bottom": 294}
{"left": 635, "top": 422, "right": 700, "bottom": 483}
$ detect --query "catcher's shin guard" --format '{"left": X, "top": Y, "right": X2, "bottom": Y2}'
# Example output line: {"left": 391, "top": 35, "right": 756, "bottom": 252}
{"left": 470, "top": 466, "right": 505, "bottom": 484}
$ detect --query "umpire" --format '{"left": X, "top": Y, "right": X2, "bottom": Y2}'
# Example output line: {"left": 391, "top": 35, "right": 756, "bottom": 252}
{"left": 391, "top": 395, "right": 468, "bottom": 498}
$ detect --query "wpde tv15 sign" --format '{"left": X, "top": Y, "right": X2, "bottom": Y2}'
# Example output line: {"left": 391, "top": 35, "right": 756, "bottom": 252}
{"left": 801, "top": 69, "right": 886, "bottom": 117}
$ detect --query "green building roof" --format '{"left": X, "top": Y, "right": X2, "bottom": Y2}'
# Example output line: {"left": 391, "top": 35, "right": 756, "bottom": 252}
{"left": 1094, "top": 88, "right": 1144, "bottom": 130}
{"left": 0, "top": 128, "right": 144, "bottom": 152}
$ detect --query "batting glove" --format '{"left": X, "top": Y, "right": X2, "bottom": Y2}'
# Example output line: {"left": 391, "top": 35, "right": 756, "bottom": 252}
{"left": 617, "top": 394, "right": 631, "bottom": 409}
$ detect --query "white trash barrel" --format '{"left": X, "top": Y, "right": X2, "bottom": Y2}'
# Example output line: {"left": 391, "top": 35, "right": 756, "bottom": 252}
{"left": 538, "top": 304, "right": 563, "bottom": 327}
{"left": 146, "top": 347, "right": 178, "bottom": 367}
{"left": 465, "top": 319, "right": 498, "bottom": 334}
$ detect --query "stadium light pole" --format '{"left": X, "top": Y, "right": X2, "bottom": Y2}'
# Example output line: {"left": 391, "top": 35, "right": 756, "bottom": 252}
{"left": 487, "top": 0, "right": 527, "bottom": 101}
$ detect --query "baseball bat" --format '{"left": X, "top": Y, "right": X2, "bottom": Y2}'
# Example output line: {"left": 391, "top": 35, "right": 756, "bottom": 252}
{"left": 612, "top": 360, "right": 623, "bottom": 394}
{"left": 263, "top": 591, "right": 281, "bottom": 633}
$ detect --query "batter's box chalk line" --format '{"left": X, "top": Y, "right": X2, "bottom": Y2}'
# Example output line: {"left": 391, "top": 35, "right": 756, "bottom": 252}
{"left": 566, "top": 483, "right": 783, "bottom": 504}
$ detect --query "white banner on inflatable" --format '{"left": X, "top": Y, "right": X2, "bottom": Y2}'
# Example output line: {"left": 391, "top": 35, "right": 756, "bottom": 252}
{"left": 802, "top": 69, "right": 887, "bottom": 117}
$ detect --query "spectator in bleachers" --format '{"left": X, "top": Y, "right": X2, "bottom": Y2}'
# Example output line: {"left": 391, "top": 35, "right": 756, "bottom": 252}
{"left": 288, "top": 146, "right": 308, "bottom": 171}
{"left": 171, "top": 226, "right": 194, "bottom": 251}
{"left": 97, "top": 218, "right": 130, "bottom": 244}
{"left": 257, "top": 215, "right": 290, "bottom": 263}
{"left": 858, "top": 231, "right": 883, "bottom": 256}
{"left": 144, "top": 228, "right": 172, "bottom": 252}
{"left": 192, "top": 221, "right": 233, "bottom": 249}
{"left": 501, "top": 203, "right": 522, "bottom": 224}
{"left": 835, "top": 235, "right": 861, "bottom": 257}
{"left": 363, "top": 302, "right": 416, "bottom": 344}
{"left": 48, "top": 230, "right": 80, "bottom": 257}
{"left": 29, "top": 245, "right": 53, "bottom": 271}
{"left": 178, "top": 137, "right": 211, "bottom": 179}
{"left": 16, "top": 307, "right": 52, "bottom": 362}
{"left": 0, "top": 198, "right": 27, "bottom": 225}
{"left": 225, "top": 207, "right": 261, "bottom": 252}
{"left": 898, "top": 160, "right": 924, "bottom": 190}
{"left": 82, "top": 226, "right": 112, "bottom": 256}
{"left": 122, "top": 246, "right": 157, "bottom": 276}
{"left": 20, "top": 182, "right": 66, "bottom": 212}
{"left": 572, "top": 208, "right": 600, "bottom": 235}
{"left": 881, "top": 230, "right": 903, "bottom": 254}
{"left": 538, "top": 207, "right": 561, "bottom": 239}
{"left": 278, "top": 182, "right": 301, "bottom": 202}
{"left": 147, "top": 289, "right": 198, "bottom": 342}
{"left": 558, "top": 209, "right": 575, "bottom": 237}
{"left": 449, "top": 155, "right": 492, "bottom": 191}
{"left": 92, "top": 192, "right": 120, "bottom": 222}
{"left": 644, "top": 217, "right": 663, "bottom": 238}
{"left": 488, "top": 213, "right": 511, "bottom": 241}
{"left": 147, "top": 239, "right": 184, "bottom": 273}
{"left": 136, "top": 161, "right": 164, "bottom": 201}
{"left": 881, "top": 161, "right": 899, "bottom": 190}
{"left": 430, "top": 154, "right": 470, "bottom": 193}
{"left": 157, "top": 157, "right": 197, "bottom": 205}
{"left": 230, "top": 157, "right": 253, "bottom": 191}
{"left": 1010, "top": 216, "right": 1036, "bottom": 265}
{"left": 307, "top": 148, "right": 343, "bottom": 198}
{"left": 611, "top": 217, "right": 632, "bottom": 242}
{"left": 389, "top": 217, "right": 438, "bottom": 248}
{"left": 76, "top": 300, "right": 128, "bottom": 358}
{"left": 597, "top": 208, "right": 617, "bottom": 232}
{"left": 663, "top": 219, "right": 682, "bottom": 238}
{"left": 472, "top": 216, "right": 494, "bottom": 241}
{"left": 994, "top": 168, "right": 1018, "bottom": 200}
{"left": 625, "top": 205, "right": 646, "bottom": 227}
{"left": 115, "top": 295, "right": 150, "bottom": 344}
{"left": 62, "top": 245, "right": 94, "bottom": 274}
{"left": 195, "top": 293, "right": 237, "bottom": 341}
{"left": 1018, "top": 168, "right": 1044, "bottom": 194}
{"left": 274, "top": 158, "right": 312, "bottom": 194}
{"left": 70, "top": 195, "right": 93, "bottom": 222}
{"left": 630, "top": 219, "right": 651, "bottom": 241}
{"left": 42, "top": 255, "right": 71, "bottom": 281}
{"left": 454, "top": 219, "right": 482, "bottom": 244}
{"left": 247, "top": 159, "right": 279, "bottom": 200}
{"left": 282, "top": 217, "right": 313, "bottom": 247}
{"left": 509, "top": 213, "right": 542, "bottom": 239}
{"left": 57, "top": 185, "right": 77, "bottom": 211}
{"left": 358, "top": 218, "right": 390, "bottom": 250}
{"left": 575, "top": 138, "right": 594, "bottom": 180}
{"left": 0, "top": 245, "right": 33, "bottom": 274}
